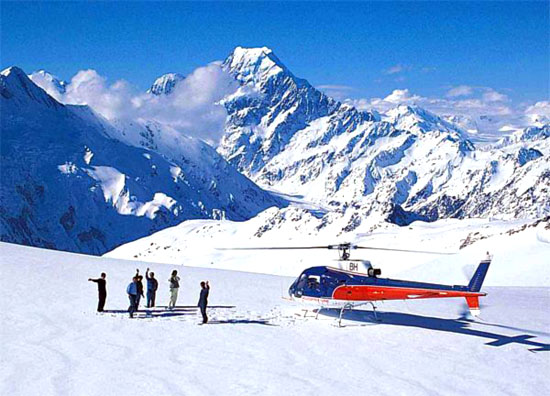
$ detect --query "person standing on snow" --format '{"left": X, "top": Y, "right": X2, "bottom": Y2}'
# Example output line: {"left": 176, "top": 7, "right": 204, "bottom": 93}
{"left": 127, "top": 276, "right": 139, "bottom": 318}
{"left": 145, "top": 268, "right": 158, "bottom": 308}
{"left": 88, "top": 272, "right": 107, "bottom": 312}
{"left": 198, "top": 281, "right": 210, "bottom": 324}
{"left": 168, "top": 270, "right": 180, "bottom": 309}
{"left": 136, "top": 273, "right": 145, "bottom": 309}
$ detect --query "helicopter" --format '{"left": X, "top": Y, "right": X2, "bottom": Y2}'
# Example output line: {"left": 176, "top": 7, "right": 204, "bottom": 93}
{"left": 220, "top": 243, "right": 491, "bottom": 326}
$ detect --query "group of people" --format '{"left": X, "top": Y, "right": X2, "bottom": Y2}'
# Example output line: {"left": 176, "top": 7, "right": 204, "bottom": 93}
{"left": 88, "top": 268, "right": 210, "bottom": 323}
{"left": 126, "top": 268, "right": 159, "bottom": 316}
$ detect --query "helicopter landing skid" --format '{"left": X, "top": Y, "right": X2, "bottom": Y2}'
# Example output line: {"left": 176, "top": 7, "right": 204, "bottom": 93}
{"left": 338, "top": 302, "right": 380, "bottom": 327}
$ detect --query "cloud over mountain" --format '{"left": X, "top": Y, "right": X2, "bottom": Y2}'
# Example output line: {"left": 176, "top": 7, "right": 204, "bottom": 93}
{"left": 31, "top": 63, "right": 238, "bottom": 145}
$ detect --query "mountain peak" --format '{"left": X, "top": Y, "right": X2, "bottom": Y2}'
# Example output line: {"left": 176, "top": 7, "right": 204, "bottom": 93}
{"left": 230, "top": 46, "right": 274, "bottom": 60}
{"left": 388, "top": 104, "right": 446, "bottom": 123}
{"left": 223, "top": 46, "right": 289, "bottom": 85}
{"left": 1, "top": 66, "right": 27, "bottom": 79}
{"left": 147, "top": 72, "right": 185, "bottom": 95}
{"left": 1, "top": 66, "right": 62, "bottom": 109}
{"left": 29, "top": 69, "right": 67, "bottom": 96}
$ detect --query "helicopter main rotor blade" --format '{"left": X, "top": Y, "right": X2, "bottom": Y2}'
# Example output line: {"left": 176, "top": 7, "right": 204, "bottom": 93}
{"left": 216, "top": 246, "right": 331, "bottom": 251}
{"left": 355, "top": 246, "right": 455, "bottom": 255}
{"left": 216, "top": 243, "right": 455, "bottom": 255}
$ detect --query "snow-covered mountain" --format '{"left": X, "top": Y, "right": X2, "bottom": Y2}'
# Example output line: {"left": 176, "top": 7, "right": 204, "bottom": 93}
{"left": 28, "top": 69, "right": 67, "bottom": 100}
{"left": 216, "top": 47, "right": 549, "bottom": 230}
{"left": 442, "top": 113, "right": 549, "bottom": 143}
{"left": 3, "top": 47, "right": 548, "bottom": 253}
{"left": 0, "top": 66, "right": 283, "bottom": 254}
{"left": 147, "top": 72, "right": 185, "bottom": 95}
{"left": 218, "top": 47, "right": 374, "bottom": 174}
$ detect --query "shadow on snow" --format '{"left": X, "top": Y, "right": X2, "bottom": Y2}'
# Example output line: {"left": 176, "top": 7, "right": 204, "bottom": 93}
{"left": 102, "top": 306, "right": 274, "bottom": 325}
{"left": 206, "top": 319, "right": 275, "bottom": 326}
{"left": 318, "top": 308, "right": 550, "bottom": 352}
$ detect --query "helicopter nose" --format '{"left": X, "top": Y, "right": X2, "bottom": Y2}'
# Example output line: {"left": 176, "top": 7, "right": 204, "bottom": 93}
{"left": 288, "top": 282, "right": 299, "bottom": 298}
{"left": 289, "top": 284, "right": 302, "bottom": 298}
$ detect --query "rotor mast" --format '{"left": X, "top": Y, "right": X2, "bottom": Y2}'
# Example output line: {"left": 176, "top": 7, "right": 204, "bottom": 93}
{"left": 328, "top": 243, "right": 355, "bottom": 260}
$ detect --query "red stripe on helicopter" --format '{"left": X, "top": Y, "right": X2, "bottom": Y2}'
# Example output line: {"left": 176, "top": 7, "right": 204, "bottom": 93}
{"left": 332, "top": 285, "right": 485, "bottom": 301}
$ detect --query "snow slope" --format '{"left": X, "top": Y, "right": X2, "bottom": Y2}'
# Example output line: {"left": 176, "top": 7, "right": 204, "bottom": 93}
{"left": 107, "top": 214, "right": 550, "bottom": 287}
{"left": 0, "top": 67, "right": 283, "bottom": 254}
{"left": 1, "top": 242, "right": 548, "bottom": 396}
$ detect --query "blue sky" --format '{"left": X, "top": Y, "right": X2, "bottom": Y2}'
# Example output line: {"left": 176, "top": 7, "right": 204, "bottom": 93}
{"left": 2, "top": 1, "right": 548, "bottom": 103}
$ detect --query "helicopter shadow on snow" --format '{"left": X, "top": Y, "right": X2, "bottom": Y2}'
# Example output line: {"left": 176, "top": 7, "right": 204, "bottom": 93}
{"left": 317, "top": 308, "right": 550, "bottom": 352}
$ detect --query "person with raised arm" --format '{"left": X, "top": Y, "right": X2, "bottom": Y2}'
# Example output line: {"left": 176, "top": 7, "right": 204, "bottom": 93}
{"left": 198, "top": 281, "right": 210, "bottom": 324}
{"left": 88, "top": 273, "right": 107, "bottom": 312}
{"left": 145, "top": 268, "right": 158, "bottom": 308}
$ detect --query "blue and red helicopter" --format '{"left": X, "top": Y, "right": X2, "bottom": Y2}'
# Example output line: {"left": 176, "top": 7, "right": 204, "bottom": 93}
{"left": 225, "top": 243, "right": 491, "bottom": 325}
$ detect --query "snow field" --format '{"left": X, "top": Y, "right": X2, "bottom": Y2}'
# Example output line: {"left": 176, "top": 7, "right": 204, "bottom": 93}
{"left": 1, "top": 242, "right": 549, "bottom": 396}
{"left": 107, "top": 216, "right": 550, "bottom": 287}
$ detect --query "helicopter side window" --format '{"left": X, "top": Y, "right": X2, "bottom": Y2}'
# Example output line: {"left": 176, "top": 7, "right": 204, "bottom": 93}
{"left": 307, "top": 275, "right": 320, "bottom": 289}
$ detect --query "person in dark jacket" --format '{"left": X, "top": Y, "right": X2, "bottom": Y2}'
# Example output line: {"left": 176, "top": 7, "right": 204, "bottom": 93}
{"left": 145, "top": 268, "right": 158, "bottom": 308}
{"left": 198, "top": 281, "right": 210, "bottom": 324}
{"left": 88, "top": 273, "right": 107, "bottom": 312}
{"left": 136, "top": 275, "right": 144, "bottom": 308}
{"left": 134, "top": 269, "right": 145, "bottom": 309}
{"left": 127, "top": 276, "right": 139, "bottom": 318}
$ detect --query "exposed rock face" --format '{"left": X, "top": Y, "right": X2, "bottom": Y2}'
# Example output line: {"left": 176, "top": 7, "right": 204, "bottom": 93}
{"left": 216, "top": 48, "right": 549, "bottom": 229}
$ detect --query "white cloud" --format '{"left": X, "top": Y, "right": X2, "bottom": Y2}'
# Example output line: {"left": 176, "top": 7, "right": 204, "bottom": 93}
{"left": 524, "top": 101, "right": 550, "bottom": 124}
{"left": 446, "top": 86, "right": 508, "bottom": 102}
{"left": 64, "top": 70, "right": 136, "bottom": 120}
{"left": 345, "top": 88, "right": 515, "bottom": 118}
{"left": 383, "top": 89, "right": 422, "bottom": 104}
{"left": 316, "top": 84, "right": 356, "bottom": 101}
{"left": 482, "top": 89, "right": 508, "bottom": 102}
{"left": 134, "top": 63, "right": 237, "bottom": 144}
{"left": 316, "top": 84, "right": 355, "bottom": 91}
{"left": 383, "top": 64, "right": 405, "bottom": 75}
{"left": 33, "top": 63, "right": 237, "bottom": 145}
{"left": 525, "top": 101, "right": 550, "bottom": 117}
{"left": 446, "top": 85, "right": 474, "bottom": 98}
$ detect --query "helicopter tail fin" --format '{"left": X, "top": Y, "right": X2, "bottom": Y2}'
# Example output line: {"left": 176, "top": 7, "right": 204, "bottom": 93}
{"left": 467, "top": 254, "right": 492, "bottom": 293}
